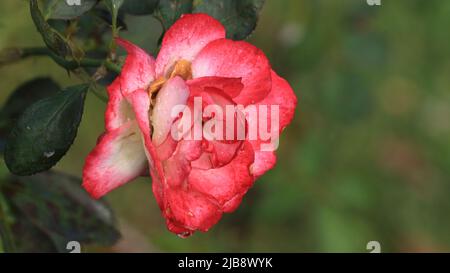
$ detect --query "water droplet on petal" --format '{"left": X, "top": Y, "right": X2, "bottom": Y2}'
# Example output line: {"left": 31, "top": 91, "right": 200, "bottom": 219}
{"left": 177, "top": 231, "right": 192, "bottom": 239}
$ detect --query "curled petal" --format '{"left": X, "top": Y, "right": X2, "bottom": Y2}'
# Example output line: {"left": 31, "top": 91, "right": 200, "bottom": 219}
{"left": 163, "top": 140, "right": 203, "bottom": 188}
{"left": 261, "top": 71, "right": 297, "bottom": 133}
{"left": 222, "top": 194, "right": 244, "bottom": 213}
{"left": 156, "top": 14, "right": 226, "bottom": 77}
{"left": 105, "top": 78, "right": 135, "bottom": 131}
{"left": 192, "top": 39, "right": 272, "bottom": 105}
{"left": 248, "top": 71, "right": 297, "bottom": 177}
{"left": 187, "top": 76, "right": 244, "bottom": 98}
{"left": 193, "top": 140, "right": 242, "bottom": 169}
{"left": 188, "top": 141, "right": 255, "bottom": 212}
{"left": 251, "top": 151, "right": 277, "bottom": 178}
{"left": 83, "top": 121, "right": 147, "bottom": 199}
{"left": 164, "top": 188, "right": 222, "bottom": 232}
{"left": 126, "top": 89, "right": 169, "bottom": 213}
{"left": 208, "top": 140, "right": 242, "bottom": 167}
{"left": 126, "top": 89, "right": 164, "bottom": 179}
{"left": 116, "top": 38, "right": 156, "bottom": 96}
{"left": 151, "top": 77, "right": 190, "bottom": 146}
{"left": 191, "top": 152, "right": 213, "bottom": 170}
{"left": 151, "top": 169, "right": 164, "bottom": 211}
{"left": 155, "top": 134, "right": 178, "bottom": 161}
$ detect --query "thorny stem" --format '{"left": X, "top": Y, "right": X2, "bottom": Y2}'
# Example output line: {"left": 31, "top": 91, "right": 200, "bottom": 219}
{"left": 75, "top": 69, "right": 109, "bottom": 103}
{"left": 1, "top": 47, "right": 118, "bottom": 103}
{"left": 19, "top": 47, "right": 122, "bottom": 74}
{"left": 109, "top": 8, "right": 119, "bottom": 61}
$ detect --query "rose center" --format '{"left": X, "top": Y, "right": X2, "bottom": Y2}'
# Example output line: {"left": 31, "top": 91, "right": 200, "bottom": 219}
{"left": 148, "top": 60, "right": 192, "bottom": 97}
{"left": 147, "top": 60, "right": 192, "bottom": 139}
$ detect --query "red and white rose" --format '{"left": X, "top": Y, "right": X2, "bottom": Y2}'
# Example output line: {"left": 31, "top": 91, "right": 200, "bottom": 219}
{"left": 82, "top": 14, "right": 297, "bottom": 237}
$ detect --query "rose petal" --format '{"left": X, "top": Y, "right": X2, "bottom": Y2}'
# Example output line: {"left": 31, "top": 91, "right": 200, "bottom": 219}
{"left": 200, "top": 89, "right": 247, "bottom": 144}
{"left": 156, "top": 13, "right": 226, "bottom": 77}
{"left": 155, "top": 134, "right": 178, "bottom": 161}
{"left": 188, "top": 141, "right": 255, "bottom": 212}
{"left": 248, "top": 71, "right": 297, "bottom": 177}
{"left": 190, "top": 152, "right": 213, "bottom": 170}
{"left": 83, "top": 121, "right": 147, "bottom": 199}
{"left": 116, "top": 38, "right": 156, "bottom": 96}
{"left": 192, "top": 39, "right": 272, "bottom": 105}
{"left": 222, "top": 193, "right": 244, "bottom": 213}
{"left": 105, "top": 77, "right": 134, "bottom": 131}
{"left": 164, "top": 188, "right": 222, "bottom": 232}
{"left": 187, "top": 76, "right": 244, "bottom": 98}
{"left": 251, "top": 151, "right": 277, "bottom": 178}
{"left": 151, "top": 77, "right": 190, "bottom": 146}
{"left": 260, "top": 71, "right": 297, "bottom": 132}
{"left": 126, "top": 89, "right": 165, "bottom": 179}
{"left": 151, "top": 169, "right": 164, "bottom": 210}
{"left": 163, "top": 140, "right": 203, "bottom": 188}
{"left": 208, "top": 140, "right": 242, "bottom": 167}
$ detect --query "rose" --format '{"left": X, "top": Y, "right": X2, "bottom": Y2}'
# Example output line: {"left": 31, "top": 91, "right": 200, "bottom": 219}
{"left": 82, "top": 14, "right": 297, "bottom": 237}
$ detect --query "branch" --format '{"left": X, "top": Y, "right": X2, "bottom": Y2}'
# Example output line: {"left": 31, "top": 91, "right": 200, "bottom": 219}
{"left": 1, "top": 47, "right": 122, "bottom": 74}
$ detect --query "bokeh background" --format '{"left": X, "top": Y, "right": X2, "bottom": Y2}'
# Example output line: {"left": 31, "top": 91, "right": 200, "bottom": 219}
{"left": 1, "top": 0, "right": 450, "bottom": 252}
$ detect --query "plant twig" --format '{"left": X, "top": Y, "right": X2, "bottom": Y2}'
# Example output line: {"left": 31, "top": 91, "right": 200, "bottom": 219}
{"left": 2, "top": 47, "right": 122, "bottom": 74}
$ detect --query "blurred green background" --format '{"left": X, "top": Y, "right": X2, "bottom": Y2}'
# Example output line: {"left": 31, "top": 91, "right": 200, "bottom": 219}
{"left": 1, "top": 0, "right": 450, "bottom": 252}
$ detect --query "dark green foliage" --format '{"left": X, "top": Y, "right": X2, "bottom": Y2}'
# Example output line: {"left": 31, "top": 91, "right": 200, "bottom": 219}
{"left": 4, "top": 84, "right": 88, "bottom": 175}
{"left": 152, "top": 0, "right": 264, "bottom": 39}
{"left": 30, "top": 0, "right": 71, "bottom": 58}
{"left": 122, "top": 0, "right": 159, "bottom": 15}
{"left": 193, "top": 0, "right": 265, "bottom": 40}
{"left": 0, "top": 78, "right": 60, "bottom": 145}
{"left": 156, "top": 0, "right": 193, "bottom": 31}
{"left": 40, "top": 0, "right": 98, "bottom": 20}
{"left": 0, "top": 171, "right": 120, "bottom": 253}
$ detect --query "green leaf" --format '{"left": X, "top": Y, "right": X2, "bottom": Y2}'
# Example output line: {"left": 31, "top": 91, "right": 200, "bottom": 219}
{"left": 41, "top": 0, "right": 98, "bottom": 20}
{"left": 0, "top": 78, "right": 60, "bottom": 142}
{"left": 153, "top": 0, "right": 265, "bottom": 39}
{"left": 30, "top": 0, "right": 71, "bottom": 58}
{"left": 193, "top": 0, "right": 265, "bottom": 40}
{"left": 2, "top": 205, "right": 59, "bottom": 253}
{"left": 4, "top": 84, "right": 89, "bottom": 176}
{"left": 156, "top": 0, "right": 193, "bottom": 31}
{"left": 122, "top": 0, "right": 159, "bottom": 15}
{"left": 0, "top": 171, "right": 120, "bottom": 252}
